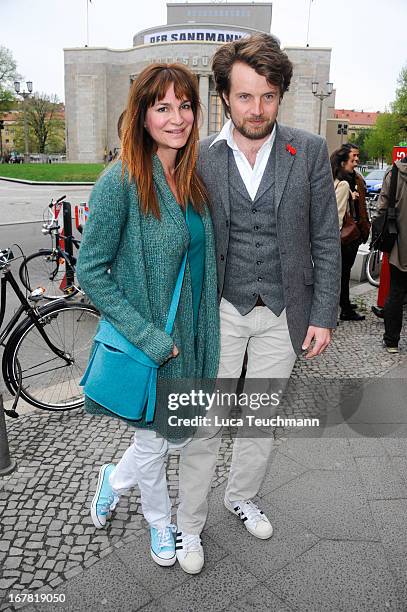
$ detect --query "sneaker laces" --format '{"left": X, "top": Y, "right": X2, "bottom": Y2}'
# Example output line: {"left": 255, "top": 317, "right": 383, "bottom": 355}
{"left": 158, "top": 524, "right": 177, "bottom": 549}
{"left": 97, "top": 492, "right": 119, "bottom": 516}
{"left": 182, "top": 533, "right": 203, "bottom": 556}
{"left": 240, "top": 500, "right": 265, "bottom": 527}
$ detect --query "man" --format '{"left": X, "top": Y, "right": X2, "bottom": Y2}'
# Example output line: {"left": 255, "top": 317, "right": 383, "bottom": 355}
{"left": 379, "top": 156, "right": 407, "bottom": 353}
{"left": 175, "top": 33, "right": 341, "bottom": 575}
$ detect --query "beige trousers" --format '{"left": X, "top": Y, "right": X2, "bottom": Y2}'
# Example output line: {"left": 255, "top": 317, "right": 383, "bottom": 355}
{"left": 177, "top": 298, "right": 297, "bottom": 534}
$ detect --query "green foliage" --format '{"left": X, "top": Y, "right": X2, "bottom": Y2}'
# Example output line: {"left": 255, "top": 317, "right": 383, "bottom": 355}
{"left": 0, "top": 163, "right": 104, "bottom": 182}
{"left": 12, "top": 93, "right": 65, "bottom": 154}
{"left": 392, "top": 65, "right": 407, "bottom": 118}
{"left": 0, "top": 46, "right": 19, "bottom": 112}
{"left": 350, "top": 129, "right": 372, "bottom": 163}
{"left": 365, "top": 113, "right": 404, "bottom": 163}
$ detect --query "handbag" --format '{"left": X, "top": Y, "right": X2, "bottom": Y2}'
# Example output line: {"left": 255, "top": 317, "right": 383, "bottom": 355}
{"left": 371, "top": 164, "right": 399, "bottom": 253}
{"left": 336, "top": 181, "right": 361, "bottom": 245}
{"left": 80, "top": 251, "right": 188, "bottom": 423}
{"left": 341, "top": 210, "right": 361, "bottom": 245}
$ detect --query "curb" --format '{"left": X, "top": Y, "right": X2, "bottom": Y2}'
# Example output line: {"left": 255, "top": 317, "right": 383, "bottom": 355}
{"left": 0, "top": 176, "right": 95, "bottom": 186}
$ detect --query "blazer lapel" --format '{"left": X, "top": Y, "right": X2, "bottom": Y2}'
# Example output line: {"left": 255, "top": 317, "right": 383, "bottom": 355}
{"left": 274, "top": 124, "right": 296, "bottom": 212}
{"left": 208, "top": 141, "right": 230, "bottom": 220}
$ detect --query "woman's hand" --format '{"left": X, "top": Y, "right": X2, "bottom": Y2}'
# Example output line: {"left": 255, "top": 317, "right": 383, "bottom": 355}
{"left": 351, "top": 190, "right": 359, "bottom": 201}
{"left": 171, "top": 345, "right": 179, "bottom": 358}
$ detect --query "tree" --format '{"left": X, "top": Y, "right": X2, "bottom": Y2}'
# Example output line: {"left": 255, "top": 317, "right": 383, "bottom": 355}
{"left": 26, "top": 93, "right": 65, "bottom": 154}
{"left": 365, "top": 113, "right": 403, "bottom": 164}
{"left": 350, "top": 129, "right": 372, "bottom": 163}
{"left": 392, "top": 65, "right": 407, "bottom": 118}
{"left": 0, "top": 46, "right": 19, "bottom": 110}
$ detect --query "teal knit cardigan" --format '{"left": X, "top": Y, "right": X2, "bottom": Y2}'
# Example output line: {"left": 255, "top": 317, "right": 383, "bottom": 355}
{"left": 76, "top": 157, "right": 220, "bottom": 439}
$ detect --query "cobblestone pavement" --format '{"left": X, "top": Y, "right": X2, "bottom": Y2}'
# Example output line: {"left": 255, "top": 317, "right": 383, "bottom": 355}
{"left": 1, "top": 288, "right": 407, "bottom": 611}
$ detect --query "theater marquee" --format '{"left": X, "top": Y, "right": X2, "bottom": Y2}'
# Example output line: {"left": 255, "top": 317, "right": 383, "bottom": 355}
{"left": 144, "top": 29, "right": 249, "bottom": 44}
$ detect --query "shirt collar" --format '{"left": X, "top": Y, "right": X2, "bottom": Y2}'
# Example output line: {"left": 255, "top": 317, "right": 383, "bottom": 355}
{"left": 209, "top": 119, "right": 276, "bottom": 153}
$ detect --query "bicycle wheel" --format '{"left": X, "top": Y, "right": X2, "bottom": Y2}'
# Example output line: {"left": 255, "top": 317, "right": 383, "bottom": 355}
{"left": 5, "top": 301, "right": 99, "bottom": 410}
{"left": 365, "top": 249, "right": 383, "bottom": 287}
{"left": 19, "top": 250, "right": 78, "bottom": 299}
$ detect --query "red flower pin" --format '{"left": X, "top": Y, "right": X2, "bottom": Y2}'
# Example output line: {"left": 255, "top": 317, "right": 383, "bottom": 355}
{"left": 286, "top": 144, "right": 297, "bottom": 155}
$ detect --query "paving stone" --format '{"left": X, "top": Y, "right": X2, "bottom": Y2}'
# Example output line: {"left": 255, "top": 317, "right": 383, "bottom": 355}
{"left": 258, "top": 449, "right": 310, "bottom": 496}
{"left": 277, "top": 437, "right": 356, "bottom": 471}
{"left": 156, "top": 555, "right": 258, "bottom": 612}
{"left": 0, "top": 578, "right": 18, "bottom": 590}
{"left": 266, "top": 470, "right": 379, "bottom": 540}
{"left": 224, "top": 583, "right": 293, "bottom": 612}
{"left": 207, "top": 499, "right": 318, "bottom": 580}
{"left": 355, "top": 456, "right": 407, "bottom": 500}
{"left": 268, "top": 540, "right": 403, "bottom": 611}
{"left": 52, "top": 554, "right": 152, "bottom": 612}
{"left": 3, "top": 557, "right": 21, "bottom": 570}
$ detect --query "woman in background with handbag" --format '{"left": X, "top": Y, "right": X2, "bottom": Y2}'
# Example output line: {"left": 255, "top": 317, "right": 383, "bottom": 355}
{"left": 331, "top": 146, "right": 365, "bottom": 322}
{"left": 76, "top": 64, "right": 219, "bottom": 570}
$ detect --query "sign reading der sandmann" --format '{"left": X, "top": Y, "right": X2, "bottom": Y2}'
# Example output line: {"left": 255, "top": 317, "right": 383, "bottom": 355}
{"left": 144, "top": 29, "right": 249, "bottom": 44}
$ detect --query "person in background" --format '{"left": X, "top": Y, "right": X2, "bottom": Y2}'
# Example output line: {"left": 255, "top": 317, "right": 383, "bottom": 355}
{"left": 331, "top": 145, "right": 366, "bottom": 321}
{"left": 378, "top": 156, "right": 407, "bottom": 353}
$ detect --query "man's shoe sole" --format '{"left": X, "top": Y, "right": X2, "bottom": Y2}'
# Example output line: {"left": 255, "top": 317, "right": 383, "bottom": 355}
{"left": 176, "top": 555, "right": 203, "bottom": 574}
{"left": 151, "top": 549, "right": 176, "bottom": 567}
{"left": 224, "top": 500, "right": 273, "bottom": 540}
{"left": 91, "top": 464, "right": 111, "bottom": 529}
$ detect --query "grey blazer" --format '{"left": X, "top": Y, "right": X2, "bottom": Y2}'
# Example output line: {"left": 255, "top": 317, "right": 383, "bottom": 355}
{"left": 198, "top": 122, "right": 341, "bottom": 355}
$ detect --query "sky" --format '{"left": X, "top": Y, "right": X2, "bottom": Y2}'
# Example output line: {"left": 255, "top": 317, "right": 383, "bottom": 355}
{"left": 1, "top": 0, "right": 406, "bottom": 112}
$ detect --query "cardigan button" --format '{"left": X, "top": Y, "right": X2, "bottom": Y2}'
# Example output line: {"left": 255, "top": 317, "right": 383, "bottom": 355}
{"left": 220, "top": 254, "right": 225, "bottom": 261}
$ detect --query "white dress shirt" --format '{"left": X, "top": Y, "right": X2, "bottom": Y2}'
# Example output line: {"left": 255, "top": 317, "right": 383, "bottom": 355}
{"left": 210, "top": 119, "right": 276, "bottom": 201}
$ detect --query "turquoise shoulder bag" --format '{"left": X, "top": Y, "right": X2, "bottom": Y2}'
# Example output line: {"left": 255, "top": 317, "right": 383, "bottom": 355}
{"left": 80, "top": 251, "right": 187, "bottom": 423}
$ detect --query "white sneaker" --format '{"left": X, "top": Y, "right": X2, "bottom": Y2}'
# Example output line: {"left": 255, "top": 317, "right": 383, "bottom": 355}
{"left": 225, "top": 498, "right": 273, "bottom": 539}
{"left": 175, "top": 531, "right": 204, "bottom": 574}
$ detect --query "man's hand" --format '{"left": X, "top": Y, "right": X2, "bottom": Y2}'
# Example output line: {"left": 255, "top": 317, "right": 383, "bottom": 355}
{"left": 171, "top": 345, "right": 179, "bottom": 358}
{"left": 302, "top": 326, "right": 332, "bottom": 359}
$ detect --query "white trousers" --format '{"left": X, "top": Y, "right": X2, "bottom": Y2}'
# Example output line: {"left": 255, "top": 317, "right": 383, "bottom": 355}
{"left": 109, "top": 429, "right": 190, "bottom": 529}
{"left": 177, "top": 298, "right": 297, "bottom": 534}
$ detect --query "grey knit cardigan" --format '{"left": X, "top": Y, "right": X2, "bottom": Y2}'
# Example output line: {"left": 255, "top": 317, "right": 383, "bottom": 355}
{"left": 76, "top": 157, "right": 220, "bottom": 439}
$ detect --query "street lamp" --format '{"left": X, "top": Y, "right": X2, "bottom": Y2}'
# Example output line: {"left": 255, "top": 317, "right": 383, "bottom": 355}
{"left": 14, "top": 80, "right": 33, "bottom": 163}
{"left": 311, "top": 81, "right": 333, "bottom": 135}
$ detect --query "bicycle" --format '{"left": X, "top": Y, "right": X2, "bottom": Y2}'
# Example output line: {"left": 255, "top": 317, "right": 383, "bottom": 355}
{"left": 0, "top": 247, "right": 99, "bottom": 413}
{"left": 365, "top": 248, "right": 383, "bottom": 287}
{"left": 363, "top": 194, "right": 383, "bottom": 287}
{"left": 18, "top": 196, "right": 81, "bottom": 300}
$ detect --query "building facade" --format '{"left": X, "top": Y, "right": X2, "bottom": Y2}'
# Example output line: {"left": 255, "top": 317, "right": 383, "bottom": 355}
{"left": 64, "top": 2, "right": 333, "bottom": 162}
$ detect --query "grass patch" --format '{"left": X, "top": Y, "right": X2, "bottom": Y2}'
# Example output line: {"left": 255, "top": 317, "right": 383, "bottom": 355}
{"left": 0, "top": 163, "right": 105, "bottom": 182}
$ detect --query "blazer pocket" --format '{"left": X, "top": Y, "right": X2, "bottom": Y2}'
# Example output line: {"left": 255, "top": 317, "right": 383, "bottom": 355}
{"left": 303, "top": 267, "right": 314, "bottom": 285}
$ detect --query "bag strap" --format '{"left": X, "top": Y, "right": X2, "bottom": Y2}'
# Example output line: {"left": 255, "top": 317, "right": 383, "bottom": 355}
{"left": 388, "top": 163, "right": 399, "bottom": 209}
{"left": 164, "top": 205, "right": 190, "bottom": 335}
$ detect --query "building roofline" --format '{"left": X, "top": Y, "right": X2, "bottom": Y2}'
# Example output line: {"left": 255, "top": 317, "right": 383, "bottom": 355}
{"left": 134, "top": 22, "right": 267, "bottom": 36}
{"left": 167, "top": 2, "right": 272, "bottom": 6}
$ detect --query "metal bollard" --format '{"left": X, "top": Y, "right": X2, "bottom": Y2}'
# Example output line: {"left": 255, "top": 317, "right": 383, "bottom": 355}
{"left": 0, "top": 395, "right": 17, "bottom": 476}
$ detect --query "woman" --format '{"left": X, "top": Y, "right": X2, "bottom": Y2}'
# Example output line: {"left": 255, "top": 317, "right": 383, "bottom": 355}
{"left": 76, "top": 64, "right": 219, "bottom": 572}
{"left": 330, "top": 146, "right": 365, "bottom": 321}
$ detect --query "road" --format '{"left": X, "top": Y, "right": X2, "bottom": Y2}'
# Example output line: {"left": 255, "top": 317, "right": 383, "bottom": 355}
{"left": 0, "top": 179, "right": 91, "bottom": 225}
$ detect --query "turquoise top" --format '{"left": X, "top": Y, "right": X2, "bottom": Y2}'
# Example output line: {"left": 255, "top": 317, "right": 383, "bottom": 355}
{"left": 186, "top": 204, "right": 205, "bottom": 336}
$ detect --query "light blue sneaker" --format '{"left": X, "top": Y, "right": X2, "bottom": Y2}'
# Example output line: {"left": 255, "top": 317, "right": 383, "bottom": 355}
{"left": 91, "top": 463, "right": 120, "bottom": 529}
{"left": 150, "top": 524, "right": 177, "bottom": 566}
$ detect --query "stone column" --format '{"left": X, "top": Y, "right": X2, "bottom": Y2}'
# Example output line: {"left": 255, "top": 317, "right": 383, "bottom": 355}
{"left": 198, "top": 74, "right": 209, "bottom": 139}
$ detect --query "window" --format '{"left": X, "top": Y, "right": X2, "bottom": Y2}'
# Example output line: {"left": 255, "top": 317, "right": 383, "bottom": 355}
{"left": 208, "top": 91, "right": 225, "bottom": 135}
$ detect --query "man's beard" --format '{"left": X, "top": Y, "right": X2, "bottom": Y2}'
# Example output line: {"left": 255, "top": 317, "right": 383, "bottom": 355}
{"left": 231, "top": 111, "right": 275, "bottom": 140}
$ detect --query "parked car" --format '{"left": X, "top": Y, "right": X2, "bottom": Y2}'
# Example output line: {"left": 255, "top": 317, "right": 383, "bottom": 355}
{"left": 365, "top": 168, "right": 389, "bottom": 195}
{"left": 9, "top": 152, "right": 24, "bottom": 164}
